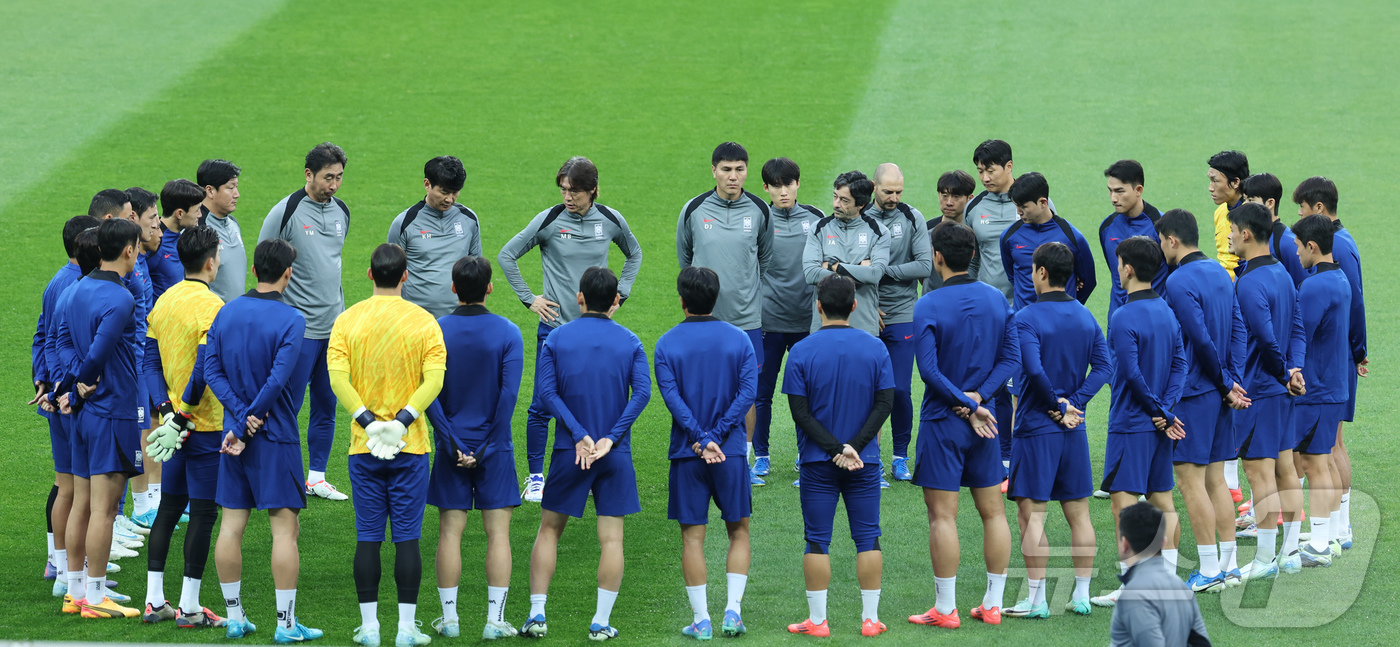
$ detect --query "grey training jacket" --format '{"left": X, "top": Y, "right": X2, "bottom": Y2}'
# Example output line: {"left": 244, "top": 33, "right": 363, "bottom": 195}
{"left": 1109, "top": 556, "right": 1212, "bottom": 647}
{"left": 388, "top": 201, "right": 482, "bottom": 318}
{"left": 498, "top": 203, "right": 642, "bottom": 328}
{"left": 762, "top": 204, "right": 824, "bottom": 333}
{"left": 258, "top": 189, "right": 350, "bottom": 339}
{"left": 676, "top": 190, "right": 773, "bottom": 331}
{"left": 866, "top": 203, "right": 932, "bottom": 325}
{"left": 200, "top": 207, "right": 248, "bottom": 303}
{"left": 802, "top": 215, "right": 890, "bottom": 336}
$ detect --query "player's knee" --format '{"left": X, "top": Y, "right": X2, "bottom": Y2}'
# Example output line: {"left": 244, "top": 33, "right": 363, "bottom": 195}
{"left": 805, "top": 541, "right": 829, "bottom": 555}
{"left": 854, "top": 537, "right": 880, "bottom": 553}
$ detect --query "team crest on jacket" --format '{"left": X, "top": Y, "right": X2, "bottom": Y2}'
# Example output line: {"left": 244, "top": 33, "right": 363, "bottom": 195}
{"left": 892, "top": 223, "right": 903, "bottom": 237}
{"left": 743, "top": 216, "right": 752, "bottom": 232}
{"left": 801, "top": 220, "right": 811, "bottom": 233}
{"left": 594, "top": 223, "right": 604, "bottom": 240}
{"left": 454, "top": 221, "right": 464, "bottom": 237}
{"left": 335, "top": 220, "right": 344, "bottom": 237}
{"left": 858, "top": 232, "right": 868, "bottom": 247}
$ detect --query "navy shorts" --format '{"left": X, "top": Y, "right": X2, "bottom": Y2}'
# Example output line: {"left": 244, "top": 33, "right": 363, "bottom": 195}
{"left": 1008, "top": 431, "right": 1092, "bottom": 502}
{"left": 217, "top": 438, "right": 307, "bottom": 511}
{"left": 1235, "top": 394, "right": 1292, "bottom": 459}
{"left": 1173, "top": 392, "right": 1234, "bottom": 466}
{"left": 541, "top": 449, "right": 640, "bottom": 518}
{"left": 912, "top": 416, "right": 1003, "bottom": 491}
{"left": 1294, "top": 403, "right": 1344, "bottom": 455}
{"left": 349, "top": 452, "right": 430, "bottom": 543}
{"left": 799, "top": 461, "right": 881, "bottom": 553}
{"left": 1101, "top": 432, "right": 1174, "bottom": 495}
{"left": 50, "top": 413, "right": 73, "bottom": 474}
{"left": 428, "top": 447, "right": 521, "bottom": 511}
{"left": 73, "top": 411, "right": 144, "bottom": 479}
{"left": 743, "top": 328, "right": 765, "bottom": 373}
{"left": 667, "top": 456, "right": 752, "bottom": 526}
{"left": 163, "top": 431, "right": 221, "bottom": 500}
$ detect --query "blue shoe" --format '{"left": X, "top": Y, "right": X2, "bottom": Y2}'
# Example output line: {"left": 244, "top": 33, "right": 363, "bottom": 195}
{"left": 1279, "top": 551, "right": 1302, "bottom": 574}
{"left": 226, "top": 618, "right": 258, "bottom": 639}
{"left": 395, "top": 621, "right": 432, "bottom": 647}
{"left": 1300, "top": 544, "right": 1333, "bottom": 568}
{"left": 791, "top": 478, "right": 800, "bottom": 488}
{"left": 1241, "top": 558, "right": 1278, "bottom": 581}
{"left": 750, "top": 471, "right": 766, "bottom": 486}
{"left": 431, "top": 617, "right": 459, "bottom": 637}
{"left": 1064, "top": 598, "right": 1091, "bottom": 615}
{"left": 682, "top": 618, "right": 712, "bottom": 640}
{"left": 53, "top": 578, "right": 67, "bottom": 597}
{"left": 131, "top": 508, "right": 158, "bottom": 529}
{"left": 1222, "top": 568, "right": 1242, "bottom": 588}
{"left": 753, "top": 456, "right": 770, "bottom": 477}
{"left": 1186, "top": 570, "right": 1224, "bottom": 592}
{"left": 106, "top": 589, "right": 132, "bottom": 603}
{"left": 879, "top": 476, "right": 891, "bottom": 489}
{"left": 352, "top": 625, "right": 381, "bottom": 647}
{"left": 1340, "top": 525, "right": 1353, "bottom": 550}
{"left": 1003, "top": 598, "right": 1049, "bottom": 618}
{"left": 520, "top": 614, "right": 547, "bottom": 638}
{"left": 589, "top": 623, "right": 618, "bottom": 641}
{"left": 44, "top": 560, "right": 58, "bottom": 580}
{"left": 892, "top": 456, "right": 912, "bottom": 481}
{"left": 721, "top": 610, "right": 746, "bottom": 636}
{"left": 275, "top": 619, "right": 323, "bottom": 643}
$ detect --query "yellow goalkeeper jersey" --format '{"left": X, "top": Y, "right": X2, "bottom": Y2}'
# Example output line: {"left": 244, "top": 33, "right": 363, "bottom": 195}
{"left": 146, "top": 279, "right": 225, "bottom": 431}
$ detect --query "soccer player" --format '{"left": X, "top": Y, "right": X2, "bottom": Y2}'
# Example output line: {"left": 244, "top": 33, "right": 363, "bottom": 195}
{"left": 1005, "top": 242, "right": 1110, "bottom": 619}
{"left": 139, "top": 227, "right": 228, "bottom": 628}
{"left": 1206, "top": 150, "right": 1248, "bottom": 277}
{"left": 498, "top": 156, "right": 643, "bottom": 503}
{"left": 802, "top": 171, "right": 889, "bottom": 337}
{"left": 1227, "top": 203, "right": 1306, "bottom": 580}
{"left": 923, "top": 170, "right": 976, "bottom": 294}
{"left": 1239, "top": 172, "right": 1306, "bottom": 283}
{"left": 1093, "top": 237, "right": 1187, "bottom": 607}
{"left": 205, "top": 238, "right": 323, "bottom": 642}
{"left": 523, "top": 267, "right": 649, "bottom": 642}
{"left": 907, "top": 222, "right": 1016, "bottom": 630}
{"left": 121, "top": 187, "right": 162, "bottom": 544}
{"left": 89, "top": 188, "right": 133, "bottom": 221}
{"left": 1155, "top": 209, "right": 1250, "bottom": 592}
{"left": 1099, "top": 160, "right": 1166, "bottom": 320}
{"left": 149, "top": 180, "right": 206, "bottom": 298}
{"left": 782, "top": 274, "right": 892, "bottom": 638}
{"left": 752, "top": 157, "right": 821, "bottom": 485}
{"left": 424, "top": 256, "right": 524, "bottom": 640}
{"left": 655, "top": 267, "right": 758, "bottom": 639}
{"left": 328, "top": 244, "right": 447, "bottom": 647}
{"left": 197, "top": 159, "right": 246, "bottom": 303}
{"left": 1290, "top": 214, "right": 1351, "bottom": 567}
{"left": 389, "top": 156, "right": 482, "bottom": 318}
{"left": 865, "top": 163, "right": 932, "bottom": 482}
{"left": 1001, "top": 172, "right": 1096, "bottom": 310}
{"left": 259, "top": 143, "right": 351, "bottom": 501}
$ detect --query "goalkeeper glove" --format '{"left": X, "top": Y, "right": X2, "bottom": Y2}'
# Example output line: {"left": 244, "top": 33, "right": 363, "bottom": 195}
{"left": 146, "top": 418, "right": 185, "bottom": 463}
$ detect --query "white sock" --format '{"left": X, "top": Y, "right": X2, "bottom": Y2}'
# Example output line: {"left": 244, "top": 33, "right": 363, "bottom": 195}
{"left": 592, "top": 588, "right": 618, "bottom": 627}
{"left": 983, "top": 572, "right": 1006, "bottom": 610}
{"left": 146, "top": 571, "right": 166, "bottom": 607}
{"left": 54, "top": 549, "right": 67, "bottom": 580}
{"left": 149, "top": 484, "right": 161, "bottom": 505}
{"left": 529, "top": 593, "right": 547, "bottom": 619}
{"left": 1073, "top": 576, "right": 1091, "bottom": 601}
{"left": 861, "top": 589, "right": 880, "bottom": 622}
{"left": 1198, "top": 545, "right": 1220, "bottom": 578}
{"left": 487, "top": 586, "right": 508, "bottom": 625}
{"left": 1340, "top": 490, "right": 1351, "bottom": 530}
{"left": 398, "top": 603, "right": 417, "bottom": 632}
{"left": 686, "top": 584, "right": 708, "bottom": 624}
{"left": 437, "top": 587, "right": 458, "bottom": 622}
{"left": 69, "top": 570, "right": 85, "bottom": 602}
{"left": 47, "top": 532, "right": 56, "bottom": 559}
{"left": 308, "top": 470, "right": 326, "bottom": 484}
{"left": 805, "top": 590, "right": 827, "bottom": 624}
{"left": 1224, "top": 460, "right": 1239, "bottom": 490}
{"left": 934, "top": 576, "right": 956, "bottom": 614}
{"left": 1281, "top": 521, "right": 1301, "bottom": 556}
{"left": 179, "top": 576, "right": 202, "bottom": 614}
{"left": 1220, "top": 541, "right": 1238, "bottom": 571}
{"left": 1256, "top": 528, "right": 1278, "bottom": 563}
{"left": 1162, "top": 549, "right": 1179, "bottom": 574}
{"left": 747, "top": 442, "right": 753, "bottom": 461}
{"left": 726, "top": 573, "right": 747, "bottom": 614}
{"left": 359, "top": 602, "right": 379, "bottom": 631}
{"left": 133, "top": 491, "right": 149, "bottom": 515}
{"left": 276, "top": 589, "right": 296, "bottom": 629}
{"left": 86, "top": 574, "right": 104, "bottom": 605}
{"left": 1330, "top": 510, "right": 1344, "bottom": 542}
{"left": 1027, "top": 579, "right": 1045, "bottom": 607}
{"left": 221, "top": 581, "right": 245, "bottom": 622}
{"left": 1309, "top": 517, "right": 1330, "bottom": 551}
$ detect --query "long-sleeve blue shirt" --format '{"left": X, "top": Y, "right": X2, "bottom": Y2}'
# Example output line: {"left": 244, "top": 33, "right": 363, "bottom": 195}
{"left": 1098, "top": 205, "right": 1167, "bottom": 320}
{"left": 1296, "top": 264, "right": 1351, "bottom": 405}
{"left": 655, "top": 316, "right": 758, "bottom": 459}
{"left": 123, "top": 254, "right": 153, "bottom": 366}
{"left": 1012, "top": 292, "right": 1111, "bottom": 436}
{"left": 537, "top": 313, "right": 650, "bottom": 452}
{"left": 43, "top": 280, "right": 84, "bottom": 408}
{"left": 1234, "top": 256, "right": 1306, "bottom": 398}
{"left": 203, "top": 290, "right": 306, "bottom": 442}
{"left": 1332, "top": 223, "right": 1366, "bottom": 364}
{"left": 1108, "top": 290, "right": 1187, "bottom": 433}
{"left": 782, "top": 325, "right": 894, "bottom": 464}
{"left": 1268, "top": 223, "right": 1309, "bottom": 287}
{"left": 56, "top": 270, "right": 139, "bottom": 420}
{"left": 33, "top": 262, "right": 82, "bottom": 389}
{"left": 425, "top": 305, "right": 524, "bottom": 462}
{"left": 147, "top": 226, "right": 184, "bottom": 299}
{"left": 1162, "top": 251, "right": 1245, "bottom": 398}
{"left": 1000, "top": 215, "right": 1096, "bottom": 310}
{"left": 913, "top": 274, "right": 1021, "bottom": 422}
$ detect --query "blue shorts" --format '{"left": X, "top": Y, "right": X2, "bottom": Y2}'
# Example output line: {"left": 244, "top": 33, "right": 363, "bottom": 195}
{"left": 1344, "top": 369, "right": 1357, "bottom": 422}
{"left": 799, "top": 461, "right": 881, "bottom": 553}
{"left": 136, "top": 375, "right": 151, "bottom": 429}
{"left": 217, "top": 438, "right": 306, "bottom": 511}
{"left": 1235, "top": 394, "right": 1292, "bottom": 459}
{"left": 349, "top": 452, "right": 430, "bottom": 543}
{"left": 1173, "top": 392, "right": 1234, "bottom": 466}
{"left": 1294, "top": 403, "right": 1344, "bottom": 455}
{"left": 541, "top": 449, "right": 640, "bottom": 518}
{"left": 50, "top": 413, "right": 73, "bottom": 474}
{"left": 73, "top": 411, "right": 144, "bottom": 479}
{"left": 1008, "top": 431, "right": 1092, "bottom": 502}
{"left": 743, "top": 328, "right": 765, "bottom": 373}
{"left": 667, "top": 457, "right": 752, "bottom": 525}
{"left": 912, "top": 416, "right": 1003, "bottom": 491}
{"left": 428, "top": 446, "right": 521, "bottom": 511}
{"left": 1101, "top": 432, "right": 1174, "bottom": 495}
{"left": 163, "top": 431, "right": 221, "bottom": 500}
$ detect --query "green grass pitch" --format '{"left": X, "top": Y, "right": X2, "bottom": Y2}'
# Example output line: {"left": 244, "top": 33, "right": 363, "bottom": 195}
{"left": 2, "top": 1, "right": 1397, "bottom": 644}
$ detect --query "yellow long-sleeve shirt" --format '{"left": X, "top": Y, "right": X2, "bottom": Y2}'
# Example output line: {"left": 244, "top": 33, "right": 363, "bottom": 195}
{"left": 1213, "top": 201, "right": 1240, "bottom": 278}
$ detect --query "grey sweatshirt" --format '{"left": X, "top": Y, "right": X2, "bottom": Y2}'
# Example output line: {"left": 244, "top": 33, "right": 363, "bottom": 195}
{"left": 865, "top": 203, "right": 932, "bottom": 325}
{"left": 388, "top": 200, "right": 482, "bottom": 318}
{"left": 498, "top": 203, "right": 642, "bottom": 328}
{"left": 966, "top": 190, "right": 1054, "bottom": 303}
{"left": 200, "top": 206, "right": 248, "bottom": 303}
{"left": 676, "top": 190, "right": 773, "bottom": 331}
{"left": 1109, "top": 556, "right": 1211, "bottom": 647}
{"left": 762, "top": 204, "right": 824, "bottom": 333}
{"left": 922, "top": 215, "right": 945, "bottom": 294}
{"left": 258, "top": 189, "right": 350, "bottom": 339}
{"left": 802, "top": 215, "right": 890, "bottom": 336}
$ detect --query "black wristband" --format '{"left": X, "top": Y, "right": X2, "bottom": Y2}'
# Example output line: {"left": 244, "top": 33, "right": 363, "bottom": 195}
{"left": 354, "top": 409, "right": 376, "bottom": 429}
{"left": 395, "top": 408, "right": 417, "bottom": 427}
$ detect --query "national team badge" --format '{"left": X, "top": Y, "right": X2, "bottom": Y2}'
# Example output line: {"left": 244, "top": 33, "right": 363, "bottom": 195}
{"left": 893, "top": 223, "right": 903, "bottom": 237}
{"left": 858, "top": 232, "right": 868, "bottom": 247}
{"left": 594, "top": 223, "right": 604, "bottom": 240}
{"left": 802, "top": 220, "right": 811, "bottom": 233}
{"left": 742, "top": 216, "right": 752, "bottom": 232}
{"left": 454, "top": 222, "right": 464, "bottom": 237}
{"left": 335, "top": 220, "right": 344, "bottom": 237}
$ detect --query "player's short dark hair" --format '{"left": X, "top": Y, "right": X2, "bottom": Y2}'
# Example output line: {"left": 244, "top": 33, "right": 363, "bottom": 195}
{"left": 1292, "top": 214, "right": 1335, "bottom": 256}
{"left": 177, "top": 226, "right": 221, "bottom": 275}
{"left": 160, "top": 179, "right": 206, "bottom": 218}
{"left": 74, "top": 228, "right": 102, "bottom": 276}
{"left": 1208, "top": 150, "right": 1249, "bottom": 184}
{"left": 88, "top": 189, "right": 130, "bottom": 218}
{"left": 936, "top": 170, "right": 976, "bottom": 197}
{"left": 196, "top": 159, "right": 241, "bottom": 190}
{"left": 711, "top": 142, "right": 748, "bottom": 166}
{"left": 1293, "top": 176, "right": 1339, "bottom": 215}
{"left": 1228, "top": 202, "right": 1274, "bottom": 243}
{"left": 1119, "top": 501, "right": 1165, "bottom": 554}
{"left": 451, "top": 255, "right": 491, "bottom": 304}
{"left": 579, "top": 266, "right": 619, "bottom": 313}
{"left": 816, "top": 274, "right": 855, "bottom": 320}
{"left": 1242, "top": 173, "right": 1283, "bottom": 215}
{"left": 761, "top": 157, "right": 801, "bottom": 187}
{"left": 97, "top": 218, "right": 141, "bottom": 262}
{"left": 973, "top": 139, "right": 1013, "bottom": 168}
{"left": 1115, "top": 236, "right": 1164, "bottom": 283}
{"left": 253, "top": 238, "right": 297, "bottom": 282}
{"left": 1154, "top": 209, "right": 1200, "bottom": 247}
{"left": 931, "top": 221, "right": 977, "bottom": 272}
{"left": 305, "top": 142, "right": 347, "bottom": 174}
{"left": 63, "top": 216, "right": 101, "bottom": 258}
{"left": 1104, "top": 159, "right": 1145, "bottom": 187}
{"left": 676, "top": 266, "right": 719, "bottom": 316}
{"left": 1033, "top": 242, "right": 1074, "bottom": 289}
{"left": 125, "top": 186, "right": 158, "bottom": 216}
{"left": 833, "top": 170, "right": 874, "bottom": 210}
{"left": 1007, "top": 172, "right": 1050, "bottom": 207}
{"left": 424, "top": 156, "right": 466, "bottom": 194}
{"left": 370, "top": 244, "right": 407, "bottom": 288}
{"left": 556, "top": 156, "right": 599, "bottom": 199}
